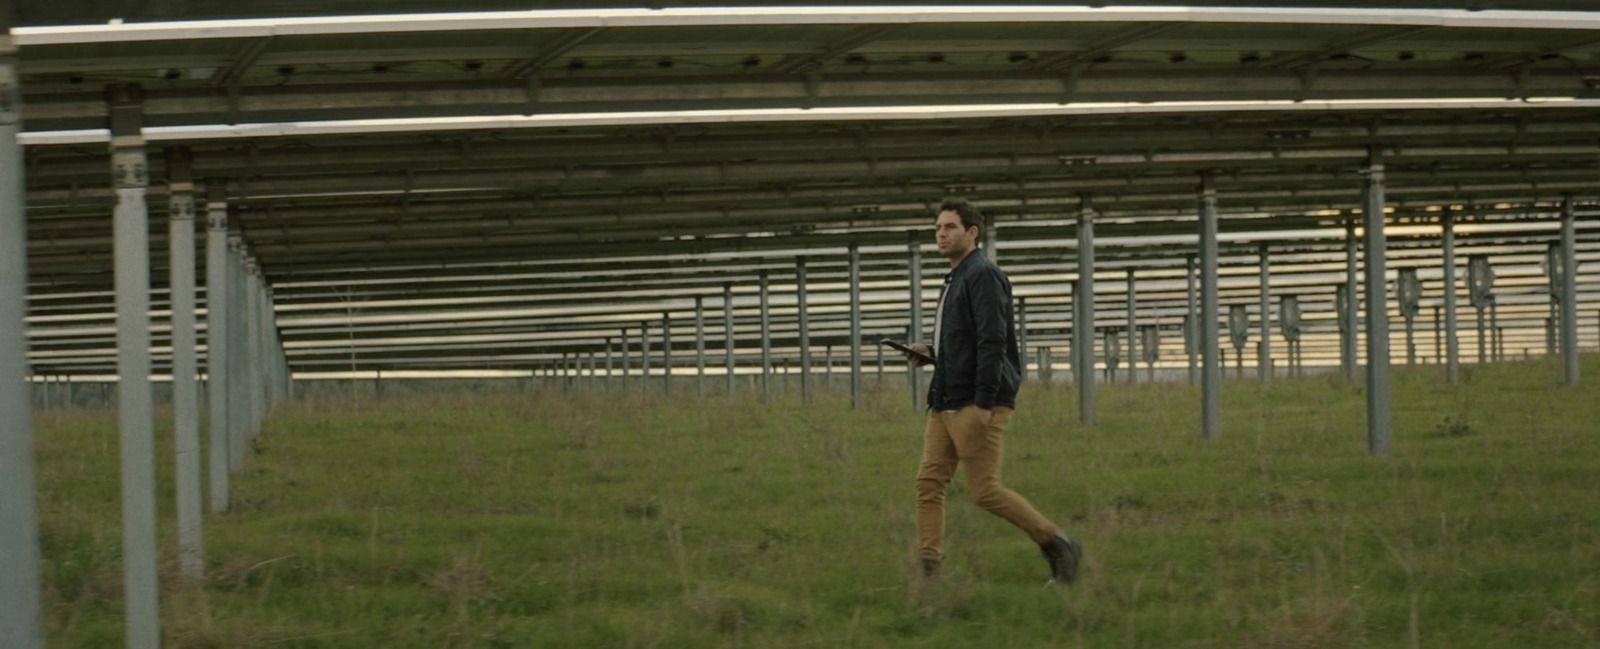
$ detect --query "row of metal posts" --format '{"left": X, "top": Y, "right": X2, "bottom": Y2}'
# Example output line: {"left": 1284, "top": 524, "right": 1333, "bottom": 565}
{"left": 2, "top": 80, "right": 291, "bottom": 649}
{"left": 711, "top": 179, "right": 1580, "bottom": 422}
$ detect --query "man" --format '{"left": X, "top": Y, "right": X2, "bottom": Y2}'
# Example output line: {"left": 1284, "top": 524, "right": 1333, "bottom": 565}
{"left": 903, "top": 197, "right": 1082, "bottom": 584}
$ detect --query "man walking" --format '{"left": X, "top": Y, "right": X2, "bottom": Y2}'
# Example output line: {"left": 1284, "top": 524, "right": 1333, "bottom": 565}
{"left": 904, "top": 198, "right": 1082, "bottom": 583}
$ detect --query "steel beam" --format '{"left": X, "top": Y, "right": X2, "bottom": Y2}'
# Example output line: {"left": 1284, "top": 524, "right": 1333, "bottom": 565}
{"left": 797, "top": 256, "right": 810, "bottom": 403}
{"left": 165, "top": 148, "right": 203, "bottom": 581}
{"left": 1560, "top": 196, "right": 1580, "bottom": 386}
{"left": 849, "top": 243, "right": 863, "bottom": 409}
{"left": 1199, "top": 176, "right": 1221, "bottom": 440}
{"left": 0, "top": 32, "right": 44, "bottom": 649}
{"left": 109, "top": 83, "right": 161, "bottom": 649}
{"left": 620, "top": 327, "right": 630, "bottom": 391}
{"left": 1258, "top": 242, "right": 1272, "bottom": 383}
{"left": 204, "top": 182, "right": 230, "bottom": 512}
{"left": 1076, "top": 199, "right": 1096, "bottom": 425}
{"left": 1443, "top": 210, "right": 1459, "bottom": 383}
{"left": 1362, "top": 150, "right": 1392, "bottom": 456}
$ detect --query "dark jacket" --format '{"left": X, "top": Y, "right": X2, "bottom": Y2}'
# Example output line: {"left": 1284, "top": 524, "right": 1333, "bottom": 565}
{"left": 927, "top": 251, "right": 1023, "bottom": 411}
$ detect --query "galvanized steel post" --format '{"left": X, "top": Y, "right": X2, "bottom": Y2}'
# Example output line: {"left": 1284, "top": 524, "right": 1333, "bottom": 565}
{"left": 849, "top": 243, "right": 863, "bottom": 409}
{"left": 641, "top": 320, "right": 651, "bottom": 391}
{"left": 1016, "top": 297, "right": 1029, "bottom": 380}
{"left": 908, "top": 233, "right": 924, "bottom": 411}
{"left": 1186, "top": 254, "right": 1198, "bottom": 385}
{"left": 1443, "top": 210, "right": 1459, "bottom": 383}
{"left": 695, "top": 297, "right": 706, "bottom": 398}
{"left": 1198, "top": 176, "right": 1221, "bottom": 439}
{"left": 204, "top": 182, "right": 230, "bottom": 512}
{"left": 1362, "top": 150, "right": 1392, "bottom": 456}
{"left": 1560, "top": 196, "right": 1580, "bottom": 386}
{"left": 1076, "top": 199, "right": 1096, "bottom": 425}
{"left": 1258, "top": 242, "right": 1271, "bottom": 383}
{"left": 228, "top": 236, "right": 247, "bottom": 470}
{"left": 1126, "top": 269, "right": 1138, "bottom": 384}
{"left": 109, "top": 83, "right": 161, "bottom": 649}
{"left": 620, "top": 328, "right": 631, "bottom": 392}
{"left": 165, "top": 149, "right": 204, "bottom": 581}
{"left": 759, "top": 269, "right": 772, "bottom": 402}
{"left": 0, "top": 30, "right": 45, "bottom": 649}
{"left": 1344, "top": 220, "right": 1359, "bottom": 385}
{"left": 662, "top": 312, "right": 672, "bottom": 395}
{"left": 245, "top": 260, "right": 263, "bottom": 442}
{"left": 723, "top": 283, "right": 735, "bottom": 398}
{"left": 796, "top": 257, "right": 811, "bottom": 403}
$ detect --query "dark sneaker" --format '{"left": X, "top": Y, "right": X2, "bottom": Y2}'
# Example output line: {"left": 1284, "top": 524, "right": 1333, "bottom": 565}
{"left": 1039, "top": 532, "right": 1082, "bottom": 584}
{"left": 920, "top": 558, "right": 941, "bottom": 579}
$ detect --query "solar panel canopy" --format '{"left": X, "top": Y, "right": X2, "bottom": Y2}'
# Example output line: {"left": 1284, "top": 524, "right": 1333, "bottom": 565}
{"left": 10, "top": 3, "right": 1600, "bottom": 378}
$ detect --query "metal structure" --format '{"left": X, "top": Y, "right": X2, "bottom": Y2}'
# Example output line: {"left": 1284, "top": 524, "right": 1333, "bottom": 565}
{"left": 1398, "top": 267, "right": 1423, "bottom": 366}
{"left": 8, "top": 4, "right": 1600, "bottom": 644}
{"left": 1280, "top": 295, "right": 1303, "bottom": 377}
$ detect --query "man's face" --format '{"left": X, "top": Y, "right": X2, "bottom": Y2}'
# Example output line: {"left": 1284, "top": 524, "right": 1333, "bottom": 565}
{"left": 935, "top": 210, "right": 976, "bottom": 260}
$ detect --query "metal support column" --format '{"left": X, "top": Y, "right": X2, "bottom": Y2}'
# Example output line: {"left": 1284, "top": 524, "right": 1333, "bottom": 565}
{"left": 1560, "top": 196, "right": 1580, "bottom": 386}
{"left": 1076, "top": 199, "right": 1096, "bottom": 424}
{"left": 662, "top": 312, "right": 672, "bottom": 395}
{"left": 604, "top": 338, "right": 613, "bottom": 390}
{"left": 723, "top": 283, "right": 735, "bottom": 398}
{"left": 245, "top": 260, "right": 262, "bottom": 442}
{"left": 1126, "top": 269, "right": 1138, "bottom": 384}
{"left": 227, "top": 236, "right": 247, "bottom": 470}
{"left": 695, "top": 297, "right": 706, "bottom": 398}
{"left": 1362, "top": 150, "right": 1392, "bottom": 456}
{"left": 1344, "top": 220, "right": 1359, "bottom": 385}
{"left": 641, "top": 320, "right": 651, "bottom": 389}
{"left": 165, "top": 149, "right": 203, "bottom": 580}
{"left": 1491, "top": 300, "right": 1501, "bottom": 361}
{"left": 908, "top": 233, "right": 924, "bottom": 411}
{"left": 796, "top": 257, "right": 811, "bottom": 403}
{"left": 1440, "top": 305, "right": 1452, "bottom": 364}
{"left": 849, "top": 243, "right": 863, "bottom": 409}
{"left": 1258, "top": 242, "right": 1272, "bottom": 383}
{"left": 109, "top": 84, "right": 160, "bottom": 649}
{"left": 621, "top": 328, "right": 631, "bottom": 392}
{"left": 1017, "top": 297, "right": 1029, "bottom": 380}
{"left": 759, "top": 270, "right": 772, "bottom": 402}
{"left": 0, "top": 30, "right": 45, "bottom": 649}
{"left": 203, "top": 182, "right": 230, "bottom": 512}
{"left": 1186, "top": 254, "right": 1198, "bottom": 385}
{"left": 1444, "top": 210, "right": 1459, "bottom": 383}
{"left": 1198, "top": 177, "right": 1221, "bottom": 439}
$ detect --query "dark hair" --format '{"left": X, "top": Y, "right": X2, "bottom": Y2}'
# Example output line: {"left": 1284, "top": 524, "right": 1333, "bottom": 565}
{"left": 938, "top": 197, "right": 982, "bottom": 238}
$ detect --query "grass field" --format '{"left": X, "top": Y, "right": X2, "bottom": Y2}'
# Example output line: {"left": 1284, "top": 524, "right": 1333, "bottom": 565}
{"left": 31, "top": 356, "right": 1600, "bottom": 648}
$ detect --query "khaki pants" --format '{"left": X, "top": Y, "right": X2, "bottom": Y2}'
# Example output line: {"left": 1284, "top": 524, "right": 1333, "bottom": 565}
{"left": 915, "top": 404, "right": 1059, "bottom": 561}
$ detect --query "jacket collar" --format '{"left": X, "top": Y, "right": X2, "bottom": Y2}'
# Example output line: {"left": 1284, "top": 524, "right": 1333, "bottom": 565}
{"left": 947, "top": 248, "right": 985, "bottom": 278}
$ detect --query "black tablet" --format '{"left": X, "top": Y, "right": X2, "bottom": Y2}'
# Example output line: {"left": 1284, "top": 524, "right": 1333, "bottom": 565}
{"left": 878, "top": 338, "right": 936, "bottom": 365}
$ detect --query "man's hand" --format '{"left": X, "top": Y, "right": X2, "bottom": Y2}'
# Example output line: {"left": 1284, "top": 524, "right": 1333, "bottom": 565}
{"left": 905, "top": 343, "right": 934, "bottom": 367}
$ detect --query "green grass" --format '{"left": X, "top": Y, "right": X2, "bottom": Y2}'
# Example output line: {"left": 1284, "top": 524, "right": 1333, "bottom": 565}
{"left": 33, "top": 356, "right": 1600, "bottom": 648}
